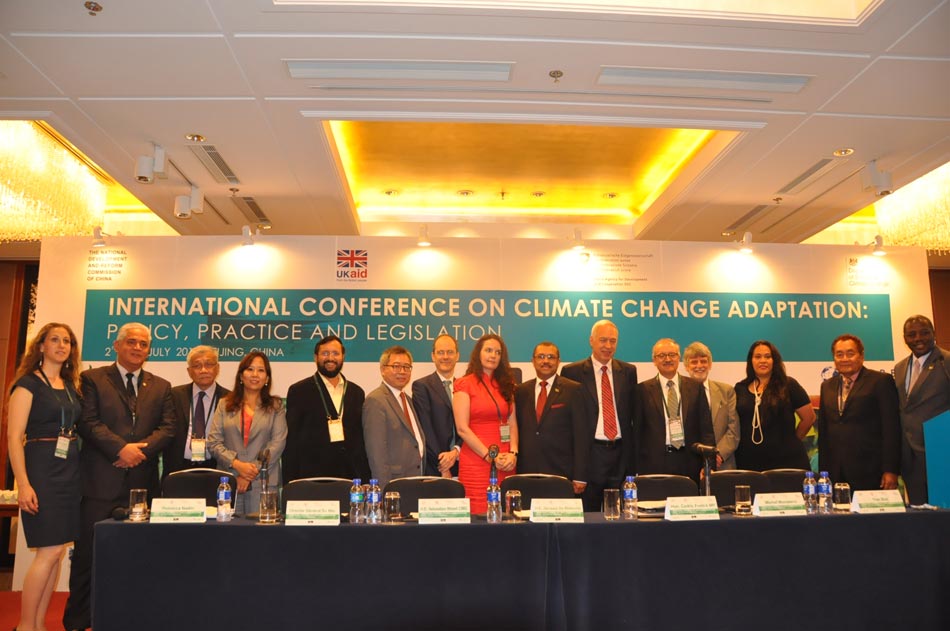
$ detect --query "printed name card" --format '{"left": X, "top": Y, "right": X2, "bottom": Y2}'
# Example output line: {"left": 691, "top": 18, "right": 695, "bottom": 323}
{"left": 530, "top": 498, "right": 584, "bottom": 523}
{"left": 664, "top": 496, "right": 719, "bottom": 521}
{"left": 851, "top": 490, "right": 906, "bottom": 514}
{"left": 752, "top": 492, "right": 807, "bottom": 517}
{"left": 149, "top": 498, "right": 206, "bottom": 523}
{"left": 418, "top": 498, "right": 471, "bottom": 524}
{"left": 285, "top": 500, "right": 341, "bottom": 526}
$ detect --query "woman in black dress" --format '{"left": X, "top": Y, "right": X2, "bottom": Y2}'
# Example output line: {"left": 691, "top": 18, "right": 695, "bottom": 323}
{"left": 7, "top": 322, "right": 82, "bottom": 631}
{"left": 734, "top": 340, "right": 816, "bottom": 471}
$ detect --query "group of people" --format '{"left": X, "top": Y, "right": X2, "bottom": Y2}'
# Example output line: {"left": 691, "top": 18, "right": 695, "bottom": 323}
{"left": 6, "top": 315, "right": 949, "bottom": 630}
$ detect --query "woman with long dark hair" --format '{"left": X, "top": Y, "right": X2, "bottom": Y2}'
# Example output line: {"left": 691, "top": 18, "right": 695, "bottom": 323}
{"left": 734, "top": 340, "right": 816, "bottom": 471}
{"left": 453, "top": 333, "right": 519, "bottom": 513}
{"left": 7, "top": 322, "right": 82, "bottom": 631}
{"left": 208, "top": 351, "right": 286, "bottom": 516}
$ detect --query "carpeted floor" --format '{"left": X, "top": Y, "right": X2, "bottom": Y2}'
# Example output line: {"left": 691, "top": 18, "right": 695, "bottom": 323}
{"left": 0, "top": 586, "right": 68, "bottom": 630}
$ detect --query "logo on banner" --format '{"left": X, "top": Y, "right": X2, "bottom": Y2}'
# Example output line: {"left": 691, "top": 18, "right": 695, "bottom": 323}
{"left": 336, "top": 249, "right": 369, "bottom": 281}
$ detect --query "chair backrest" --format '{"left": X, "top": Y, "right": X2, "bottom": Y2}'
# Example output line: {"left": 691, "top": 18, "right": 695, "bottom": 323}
{"left": 709, "top": 470, "right": 771, "bottom": 507}
{"left": 383, "top": 476, "right": 465, "bottom": 514}
{"left": 500, "top": 473, "right": 574, "bottom": 509}
{"left": 634, "top": 474, "right": 698, "bottom": 501}
{"left": 162, "top": 468, "right": 236, "bottom": 507}
{"left": 282, "top": 477, "right": 353, "bottom": 513}
{"left": 763, "top": 468, "right": 810, "bottom": 493}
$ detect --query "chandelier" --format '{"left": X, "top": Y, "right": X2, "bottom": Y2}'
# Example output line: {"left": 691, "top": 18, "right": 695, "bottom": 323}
{"left": 0, "top": 121, "right": 106, "bottom": 243}
{"left": 875, "top": 160, "right": 950, "bottom": 255}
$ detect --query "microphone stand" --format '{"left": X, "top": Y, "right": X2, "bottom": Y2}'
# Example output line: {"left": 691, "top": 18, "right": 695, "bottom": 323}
{"left": 691, "top": 443, "right": 718, "bottom": 497}
{"left": 488, "top": 444, "right": 499, "bottom": 480}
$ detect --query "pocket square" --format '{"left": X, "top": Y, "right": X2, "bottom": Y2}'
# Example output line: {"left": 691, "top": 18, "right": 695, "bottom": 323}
{"left": 551, "top": 403, "right": 566, "bottom": 409}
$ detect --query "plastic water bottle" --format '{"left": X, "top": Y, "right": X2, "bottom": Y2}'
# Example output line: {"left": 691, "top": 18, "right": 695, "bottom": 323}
{"left": 622, "top": 476, "right": 638, "bottom": 520}
{"left": 349, "top": 478, "right": 365, "bottom": 524}
{"left": 365, "top": 478, "right": 382, "bottom": 524}
{"left": 817, "top": 471, "right": 833, "bottom": 514}
{"left": 803, "top": 471, "right": 818, "bottom": 515}
{"left": 486, "top": 477, "right": 502, "bottom": 523}
{"left": 216, "top": 476, "right": 232, "bottom": 522}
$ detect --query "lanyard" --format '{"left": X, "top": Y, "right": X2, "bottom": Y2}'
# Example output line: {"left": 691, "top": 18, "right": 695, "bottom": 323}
{"left": 314, "top": 374, "right": 346, "bottom": 420}
{"left": 37, "top": 370, "right": 76, "bottom": 435}
{"left": 478, "top": 375, "right": 506, "bottom": 422}
{"left": 192, "top": 389, "right": 218, "bottom": 422}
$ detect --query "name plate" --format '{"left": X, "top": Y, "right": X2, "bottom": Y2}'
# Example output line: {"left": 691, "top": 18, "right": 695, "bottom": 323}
{"left": 530, "top": 498, "right": 584, "bottom": 523}
{"left": 752, "top": 492, "right": 807, "bottom": 517}
{"left": 664, "top": 496, "right": 719, "bottom": 521}
{"left": 149, "top": 498, "right": 206, "bottom": 523}
{"left": 851, "top": 490, "right": 906, "bottom": 514}
{"left": 285, "top": 500, "right": 341, "bottom": 526}
{"left": 418, "top": 498, "right": 470, "bottom": 524}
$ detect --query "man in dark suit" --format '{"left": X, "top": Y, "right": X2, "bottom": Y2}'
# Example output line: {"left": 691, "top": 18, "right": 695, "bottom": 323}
{"left": 363, "top": 346, "right": 426, "bottom": 488}
{"left": 818, "top": 334, "right": 900, "bottom": 492}
{"left": 637, "top": 338, "right": 715, "bottom": 484}
{"left": 161, "top": 345, "right": 229, "bottom": 478}
{"left": 560, "top": 320, "right": 638, "bottom": 512}
{"left": 412, "top": 334, "right": 462, "bottom": 477}
{"left": 63, "top": 322, "right": 176, "bottom": 631}
{"left": 284, "top": 335, "right": 371, "bottom": 482}
{"left": 516, "top": 342, "right": 589, "bottom": 491}
{"left": 893, "top": 315, "right": 950, "bottom": 505}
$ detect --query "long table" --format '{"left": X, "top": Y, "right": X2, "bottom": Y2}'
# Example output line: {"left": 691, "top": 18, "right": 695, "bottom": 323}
{"left": 93, "top": 511, "right": 950, "bottom": 631}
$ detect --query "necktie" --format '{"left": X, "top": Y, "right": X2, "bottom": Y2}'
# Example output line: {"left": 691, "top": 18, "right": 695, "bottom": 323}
{"left": 125, "top": 372, "right": 137, "bottom": 410}
{"left": 400, "top": 392, "right": 414, "bottom": 430}
{"left": 908, "top": 358, "right": 921, "bottom": 393}
{"left": 601, "top": 366, "right": 617, "bottom": 440}
{"left": 666, "top": 379, "right": 684, "bottom": 449}
{"left": 536, "top": 380, "right": 548, "bottom": 423}
{"left": 193, "top": 391, "right": 207, "bottom": 438}
{"left": 443, "top": 379, "right": 453, "bottom": 400}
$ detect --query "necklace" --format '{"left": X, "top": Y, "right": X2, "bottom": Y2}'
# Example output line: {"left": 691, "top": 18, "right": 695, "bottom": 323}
{"left": 751, "top": 379, "right": 765, "bottom": 445}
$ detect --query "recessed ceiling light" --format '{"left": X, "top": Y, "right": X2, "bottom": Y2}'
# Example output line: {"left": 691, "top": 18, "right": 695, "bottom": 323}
{"left": 457, "top": 190, "right": 474, "bottom": 197}
{"left": 532, "top": 191, "right": 545, "bottom": 197}
{"left": 603, "top": 192, "right": 617, "bottom": 199}
{"left": 833, "top": 148, "right": 854, "bottom": 157}
{"left": 721, "top": 230, "right": 735, "bottom": 237}
{"left": 384, "top": 189, "right": 399, "bottom": 196}
{"left": 185, "top": 133, "right": 206, "bottom": 142}
{"left": 84, "top": 2, "right": 103, "bottom": 16}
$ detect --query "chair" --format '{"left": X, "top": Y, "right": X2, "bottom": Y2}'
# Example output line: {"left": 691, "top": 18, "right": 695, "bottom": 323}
{"left": 383, "top": 476, "right": 465, "bottom": 514}
{"left": 708, "top": 470, "right": 770, "bottom": 507}
{"left": 633, "top": 474, "right": 698, "bottom": 501}
{"left": 282, "top": 477, "right": 353, "bottom": 513}
{"left": 763, "top": 468, "right": 810, "bottom": 493}
{"left": 500, "top": 473, "right": 574, "bottom": 510}
{"left": 162, "top": 468, "right": 237, "bottom": 507}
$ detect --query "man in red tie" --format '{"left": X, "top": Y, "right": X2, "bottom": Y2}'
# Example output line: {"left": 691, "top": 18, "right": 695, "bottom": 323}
{"left": 363, "top": 346, "right": 426, "bottom": 489}
{"left": 515, "top": 342, "right": 589, "bottom": 492}
{"left": 561, "top": 320, "right": 639, "bottom": 512}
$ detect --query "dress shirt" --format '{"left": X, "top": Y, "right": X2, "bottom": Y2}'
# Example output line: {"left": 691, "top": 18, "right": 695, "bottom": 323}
{"left": 658, "top": 374, "right": 682, "bottom": 445}
{"left": 592, "top": 357, "right": 622, "bottom": 440}
{"left": 384, "top": 383, "right": 425, "bottom": 458}
{"left": 319, "top": 373, "right": 347, "bottom": 417}
{"left": 184, "top": 383, "right": 217, "bottom": 460}
{"left": 117, "top": 365, "right": 142, "bottom": 396}
{"left": 907, "top": 351, "right": 932, "bottom": 392}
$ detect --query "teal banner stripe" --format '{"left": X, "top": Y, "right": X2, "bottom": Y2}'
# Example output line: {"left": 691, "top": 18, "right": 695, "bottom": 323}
{"left": 82, "top": 289, "right": 893, "bottom": 363}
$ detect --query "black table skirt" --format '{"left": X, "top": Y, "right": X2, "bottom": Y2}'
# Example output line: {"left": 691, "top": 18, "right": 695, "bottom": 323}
{"left": 92, "top": 512, "right": 950, "bottom": 631}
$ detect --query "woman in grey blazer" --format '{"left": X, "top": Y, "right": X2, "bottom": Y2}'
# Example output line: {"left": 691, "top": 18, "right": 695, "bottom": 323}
{"left": 208, "top": 351, "right": 287, "bottom": 516}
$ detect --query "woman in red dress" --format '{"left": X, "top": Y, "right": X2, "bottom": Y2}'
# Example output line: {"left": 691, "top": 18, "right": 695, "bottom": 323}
{"left": 453, "top": 333, "right": 519, "bottom": 513}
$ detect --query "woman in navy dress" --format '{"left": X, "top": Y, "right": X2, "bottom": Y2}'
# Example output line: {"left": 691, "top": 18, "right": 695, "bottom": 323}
{"left": 7, "top": 322, "right": 82, "bottom": 631}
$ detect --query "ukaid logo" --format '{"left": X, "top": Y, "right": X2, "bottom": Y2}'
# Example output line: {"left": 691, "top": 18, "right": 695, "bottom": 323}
{"left": 336, "top": 249, "right": 368, "bottom": 281}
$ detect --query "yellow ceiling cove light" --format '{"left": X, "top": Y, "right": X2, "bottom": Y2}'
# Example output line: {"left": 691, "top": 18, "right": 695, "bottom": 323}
{"left": 875, "top": 160, "right": 950, "bottom": 254}
{"left": 327, "top": 120, "right": 715, "bottom": 224}
{"left": 0, "top": 121, "right": 106, "bottom": 243}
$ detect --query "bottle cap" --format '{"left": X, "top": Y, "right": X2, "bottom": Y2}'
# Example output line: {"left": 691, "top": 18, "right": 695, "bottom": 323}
{"left": 220, "top": 476, "right": 229, "bottom": 483}
{"left": 369, "top": 478, "right": 378, "bottom": 486}
{"left": 820, "top": 471, "right": 829, "bottom": 477}
{"left": 489, "top": 477, "right": 498, "bottom": 485}
{"left": 625, "top": 476, "right": 634, "bottom": 482}
{"left": 353, "top": 478, "right": 362, "bottom": 485}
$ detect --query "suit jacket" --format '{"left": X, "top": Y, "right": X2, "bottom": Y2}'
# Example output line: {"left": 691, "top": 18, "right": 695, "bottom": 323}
{"left": 77, "top": 363, "right": 176, "bottom": 502}
{"left": 515, "top": 375, "right": 590, "bottom": 482}
{"left": 162, "top": 382, "right": 229, "bottom": 478}
{"left": 363, "top": 383, "right": 425, "bottom": 489}
{"left": 818, "top": 367, "right": 900, "bottom": 491}
{"left": 207, "top": 399, "right": 287, "bottom": 490}
{"left": 708, "top": 380, "right": 740, "bottom": 470}
{"left": 560, "top": 358, "right": 638, "bottom": 479}
{"left": 412, "top": 371, "right": 461, "bottom": 476}
{"left": 893, "top": 346, "right": 950, "bottom": 504}
{"left": 284, "top": 373, "right": 370, "bottom": 482}
{"left": 637, "top": 374, "right": 715, "bottom": 483}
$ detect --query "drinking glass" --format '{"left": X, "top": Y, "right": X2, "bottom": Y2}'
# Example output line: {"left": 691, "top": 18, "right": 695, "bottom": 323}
{"left": 384, "top": 491, "right": 401, "bottom": 522}
{"left": 833, "top": 482, "right": 852, "bottom": 512}
{"left": 734, "top": 485, "right": 752, "bottom": 516}
{"left": 603, "top": 488, "right": 621, "bottom": 520}
{"left": 505, "top": 490, "right": 523, "bottom": 519}
{"left": 128, "top": 488, "right": 148, "bottom": 522}
{"left": 258, "top": 489, "right": 279, "bottom": 523}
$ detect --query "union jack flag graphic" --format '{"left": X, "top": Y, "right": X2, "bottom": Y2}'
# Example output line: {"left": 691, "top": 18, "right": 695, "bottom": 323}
{"left": 337, "top": 249, "right": 368, "bottom": 268}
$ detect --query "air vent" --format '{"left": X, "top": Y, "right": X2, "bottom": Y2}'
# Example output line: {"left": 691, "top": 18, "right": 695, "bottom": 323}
{"left": 187, "top": 144, "right": 240, "bottom": 185}
{"left": 724, "top": 205, "right": 771, "bottom": 233}
{"left": 286, "top": 59, "right": 512, "bottom": 82}
{"left": 231, "top": 195, "right": 271, "bottom": 225}
{"left": 598, "top": 67, "right": 810, "bottom": 93}
{"left": 776, "top": 157, "right": 848, "bottom": 195}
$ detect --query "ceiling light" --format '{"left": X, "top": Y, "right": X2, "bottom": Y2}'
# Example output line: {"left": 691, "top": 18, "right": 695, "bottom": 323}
{"left": 92, "top": 226, "right": 108, "bottom": 248}
{"left": 721, "top": 230, "right": 735, "bottom": 237}
{"left": 174, "top": 195, "right": 192, "bottom": 219}
{"left": 861, "top": 159, "right": 893, "bottom": 196}
{"left": 532, "top": 191, "right": 546, "bottom": 198}
{"left": 134, "top": 144, "right": 165, "bottom": 183}
{"left": 417, "top": 225, "right": 432, "bottom": 247}
{"left": 185, "top": 133, "right": 206, "bottom": 142}
{"left": 241, "top": 225, "right": 255, "bottom": 246}
{"left": 603, "top": 192, "right": 617, "bottom": 199}
{"left": 872, "top": 234, "right": 886, "bottom": 256}
{"left": 833, "top": 148, "right": 854, "bottom": 157}
{"left": 384, "top": 189, "right": 399, "bottom": 196}
{"left": 258, "top": 221, "right": 272, "bottom": 230}
{"left": 739, "top": 231, "right": 753, "bottom": 254}
{"left": 457, "top": 190, "right": 474, "bottom": 197}
{"left": 189, "top": 185, "right": 204, "bottom": 213}
{"left": 571, "top": 228, "right": 585, "bottom": 251}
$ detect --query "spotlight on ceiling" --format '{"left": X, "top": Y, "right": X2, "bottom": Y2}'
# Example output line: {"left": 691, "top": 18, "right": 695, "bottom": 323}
{"left": 241, "top": 224, "right": 256, "bottom": 246}
{"left": 571, "top": 228, "right": 585, "bottom": 251}
{"left": 189, "top": 186, "right": 204, "bottom": 214}
{"left": 861, "top": 159, "right": 893, "bottom": 197}
{"left": 134, "top": 144, "right": 165, "bottom": 183}
{"left": 174, "top": 195, "right": 192, "bottom": 219}
{"left": 872, "top": 234, "right": 886, "bottom": 256}
{"left": 92, "top": 226, "right": 108, "bottom": 248}
{"left": 739, "top": 231, "right": 754, "bottom": 254}
{"left": 417, "top": 225, "right": 432, "bottom": 247}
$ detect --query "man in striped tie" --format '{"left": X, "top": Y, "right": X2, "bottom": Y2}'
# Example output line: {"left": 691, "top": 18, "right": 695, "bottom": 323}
{"left": 561, "top": 320, "right": 639, "bottom": 512}
{"left": 412, "top": 334, "right": 463, "bottom": 478}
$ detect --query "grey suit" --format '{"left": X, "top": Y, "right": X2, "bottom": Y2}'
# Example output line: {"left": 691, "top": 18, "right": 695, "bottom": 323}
{"left": 207, "top": 401, "right": 287, "bottom": 516}
{"left": 363, "top": 383, "right": 425, "bottom": 489}
{"left": 707, "top": 380, "right": 740, "bottom": 470}
{"left": 894, "top": 346, "right": 950, "bottom": 504}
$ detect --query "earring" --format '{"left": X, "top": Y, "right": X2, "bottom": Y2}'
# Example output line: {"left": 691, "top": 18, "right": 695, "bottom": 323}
{"left": 39, "top": 356, "right": 43, "bottom": 367}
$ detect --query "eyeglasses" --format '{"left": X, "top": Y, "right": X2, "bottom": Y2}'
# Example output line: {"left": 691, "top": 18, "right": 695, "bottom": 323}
{"left": 654, "top": 352, "right": 680, "bottom": 360}
{"left": 534, "top": 354, "right": 558, "bottom": 361}
{"left": 386, "top": 363, "right": 413, "bottom": 372}
{"left": 189, "top": 361, "right": 218, "bottom": 371}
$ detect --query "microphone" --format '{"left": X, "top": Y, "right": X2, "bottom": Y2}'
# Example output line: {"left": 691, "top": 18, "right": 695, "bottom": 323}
{"left": 112, "top": 506, "right": 130, "bottom": 521}
{"left": 691, "top": 443, "right": 718, "bottom": 459}
{"left": 258, "top": 448, "right": 271, "bottom": 484}
{"left": 488, "top": 444, "right": 499, "bottom": 479}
